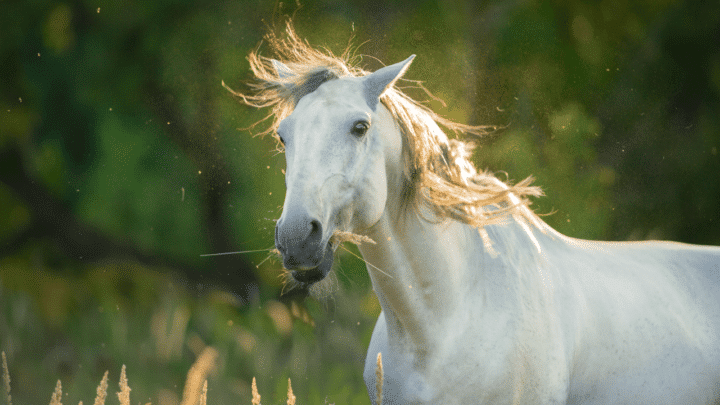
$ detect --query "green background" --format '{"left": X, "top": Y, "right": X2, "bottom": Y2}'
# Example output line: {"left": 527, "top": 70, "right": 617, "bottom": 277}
{"left": 1, "top": 0, "right": 719, "bottom": 403}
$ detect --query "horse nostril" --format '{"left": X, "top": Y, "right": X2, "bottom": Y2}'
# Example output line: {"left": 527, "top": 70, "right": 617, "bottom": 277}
{"left": 275, "top": 213, "right": 324, "bottom": 270}
{"left": 309, "top": 219, "right": 322, "bottom": 241}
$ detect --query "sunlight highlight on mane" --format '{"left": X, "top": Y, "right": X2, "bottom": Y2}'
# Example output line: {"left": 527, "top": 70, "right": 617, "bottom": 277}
{"left": 231, "top": 20, "right": 543, "bottom": 229}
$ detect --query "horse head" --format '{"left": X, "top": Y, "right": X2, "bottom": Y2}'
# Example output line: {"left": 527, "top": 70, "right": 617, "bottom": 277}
{"left": 273, "top": 56, "right": 415, "bottom": 285}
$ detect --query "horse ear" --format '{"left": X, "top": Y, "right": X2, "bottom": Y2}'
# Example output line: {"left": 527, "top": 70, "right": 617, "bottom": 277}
{"left": 363, "top": 55, "right": 415, "bottom": 110}
{"left": 272, "top": 59, "right": 295, "bottom": 80}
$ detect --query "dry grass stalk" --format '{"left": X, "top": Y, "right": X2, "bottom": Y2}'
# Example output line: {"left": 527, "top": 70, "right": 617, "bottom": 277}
{"left": 117, "top": 365, "right": 130, "bottom": 405}
{"left": 180, "top": 346, "right": 218, "bottom": 405}
{"left": 50, "top": 380, "right": 62, "bottom": 405}
{"left": 93, "top": 371, "right": 109, "bottom": 405}
{"left": 330, "top": 231, "right": 376, "bottom": 247}
{"left": 1, "top": 352, "right": 10, "bottom": 405}
{"left": 200, "top": 381, "right": 207, "bottom": 405}
{"left": 375, "top": 353, "right": 383, "bottom": 405}
{"left": 251, "top": 377, "right": 261, "bottom": 405}
{"left": 286, "top": 379, "right": 295, "bottom": 405}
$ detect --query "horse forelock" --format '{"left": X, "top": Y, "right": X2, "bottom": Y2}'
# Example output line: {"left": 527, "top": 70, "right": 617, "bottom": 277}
{"left": 238, "top": 21, "right": 543, "bottom": 229}
{"left": 284, "top": 68, "right": 340, "bottom": 106}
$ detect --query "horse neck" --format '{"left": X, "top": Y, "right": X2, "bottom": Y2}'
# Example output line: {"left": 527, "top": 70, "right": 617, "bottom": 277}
{"left": 357, "top": 192, "right": 555, "bottom": 352}
{"left": 358, "top": 206, "right": 509, "bottom": 338}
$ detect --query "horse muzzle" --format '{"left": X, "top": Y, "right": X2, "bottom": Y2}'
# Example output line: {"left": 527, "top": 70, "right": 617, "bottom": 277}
{"left": 275, "top": 209, "right": 334, "bottom": 285}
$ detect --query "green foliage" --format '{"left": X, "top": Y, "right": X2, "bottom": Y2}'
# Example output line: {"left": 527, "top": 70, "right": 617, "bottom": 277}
{"left": 78, "top": 113, "right": 206, "bottom": 260}
{"left": 485, "top": 103, "right": 613, "bottom": 239}
{"left": 1, "top": 0, "right": 718, "bottom": 403}
{"left": 0, "top": 257, "right": 378, "bottom": 404}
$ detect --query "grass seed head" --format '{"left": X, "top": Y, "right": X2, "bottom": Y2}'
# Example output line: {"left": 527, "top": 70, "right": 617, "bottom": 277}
{"left": 287, "top": 379, "right": 296, "bottom": 405}
{"left": 117, "top": 365, "right": 131, "bottom": 405}
{"left": 251, "top": 377, "right": 261, "bottom": 405}
{"left": 93, "top": 371, "right": 109, "bottom": 405}
{"left": 1, "top": 352, "right": 11, "bottom": 405}
{"left": 49, "top": 380, "right": 62, "bottom": 405}
{"left": 375, "top": 352, "right": 383, "bottom": 405}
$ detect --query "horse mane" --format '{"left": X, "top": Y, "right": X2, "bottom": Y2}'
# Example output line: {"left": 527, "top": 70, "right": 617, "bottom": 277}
{"left": 230, "top": 21, "right": 543, "bottom": 228}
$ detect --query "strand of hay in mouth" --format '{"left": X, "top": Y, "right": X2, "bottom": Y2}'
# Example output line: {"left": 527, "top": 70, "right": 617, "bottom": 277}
{"left": 270, "top": 231, "right": 375, "bottom": 259}
{"left": 330, "top": 231, "right": 376, "bottom": 247}
{"left": 274, "top": 230, "right": 376, "bottom": 295}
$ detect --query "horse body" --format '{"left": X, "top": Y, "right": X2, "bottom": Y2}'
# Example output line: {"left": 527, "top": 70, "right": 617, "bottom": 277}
{"left": 241, "top": 29, "right": 720, "bottom": 403}
{"left": 555, "top": 237, "right": 720, "bottom": 404}
{"left": 360, "top": 202, "right": 720, "bottom": 404}
{"left": 359, "top": 211, "right": 570, "bottom": 404}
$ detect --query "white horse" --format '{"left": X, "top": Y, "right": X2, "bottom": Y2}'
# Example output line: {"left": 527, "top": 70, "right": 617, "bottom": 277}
{"left": 237, "top": 26, "right": 720, "bottom": 404}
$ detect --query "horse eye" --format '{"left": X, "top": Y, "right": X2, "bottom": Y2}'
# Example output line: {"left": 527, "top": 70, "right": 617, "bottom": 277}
{"left": 278, "top": 135, "right": 285, "bottom": 145}
{"left": 351, "top": 120, "right": 370, "bottom": 137}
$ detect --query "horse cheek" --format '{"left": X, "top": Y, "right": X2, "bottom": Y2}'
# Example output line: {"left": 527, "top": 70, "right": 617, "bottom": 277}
{"left": 354, "top": 164, "right": 387, "bottom": 229}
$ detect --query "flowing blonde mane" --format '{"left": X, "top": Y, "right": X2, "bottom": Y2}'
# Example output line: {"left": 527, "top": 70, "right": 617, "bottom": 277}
{"left": 229, "top": 22, "right": 542, "bottom": 228}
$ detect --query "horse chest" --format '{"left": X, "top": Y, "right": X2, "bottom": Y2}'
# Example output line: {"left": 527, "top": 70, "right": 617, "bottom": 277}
{"left": 364, "top": 311, "right": 569, "bottom": 404}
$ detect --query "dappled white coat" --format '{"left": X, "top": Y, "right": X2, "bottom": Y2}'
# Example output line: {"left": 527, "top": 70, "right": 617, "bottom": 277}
{"left": 271, "top": 55, "right": 720, "bottom": 404}
{"left": 360, "top": 208, "right": 720, "bottom": 404}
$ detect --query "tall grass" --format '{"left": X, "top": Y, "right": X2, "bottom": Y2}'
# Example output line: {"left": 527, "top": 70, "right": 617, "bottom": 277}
{"left": 0, "top": 254, "right": 378, "bottom": 405}
{"left": 2, "top": 352, "right": 10, "bottom": 405}
{"left": 1, "top": 350, "right": 384, "bottom": 405}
